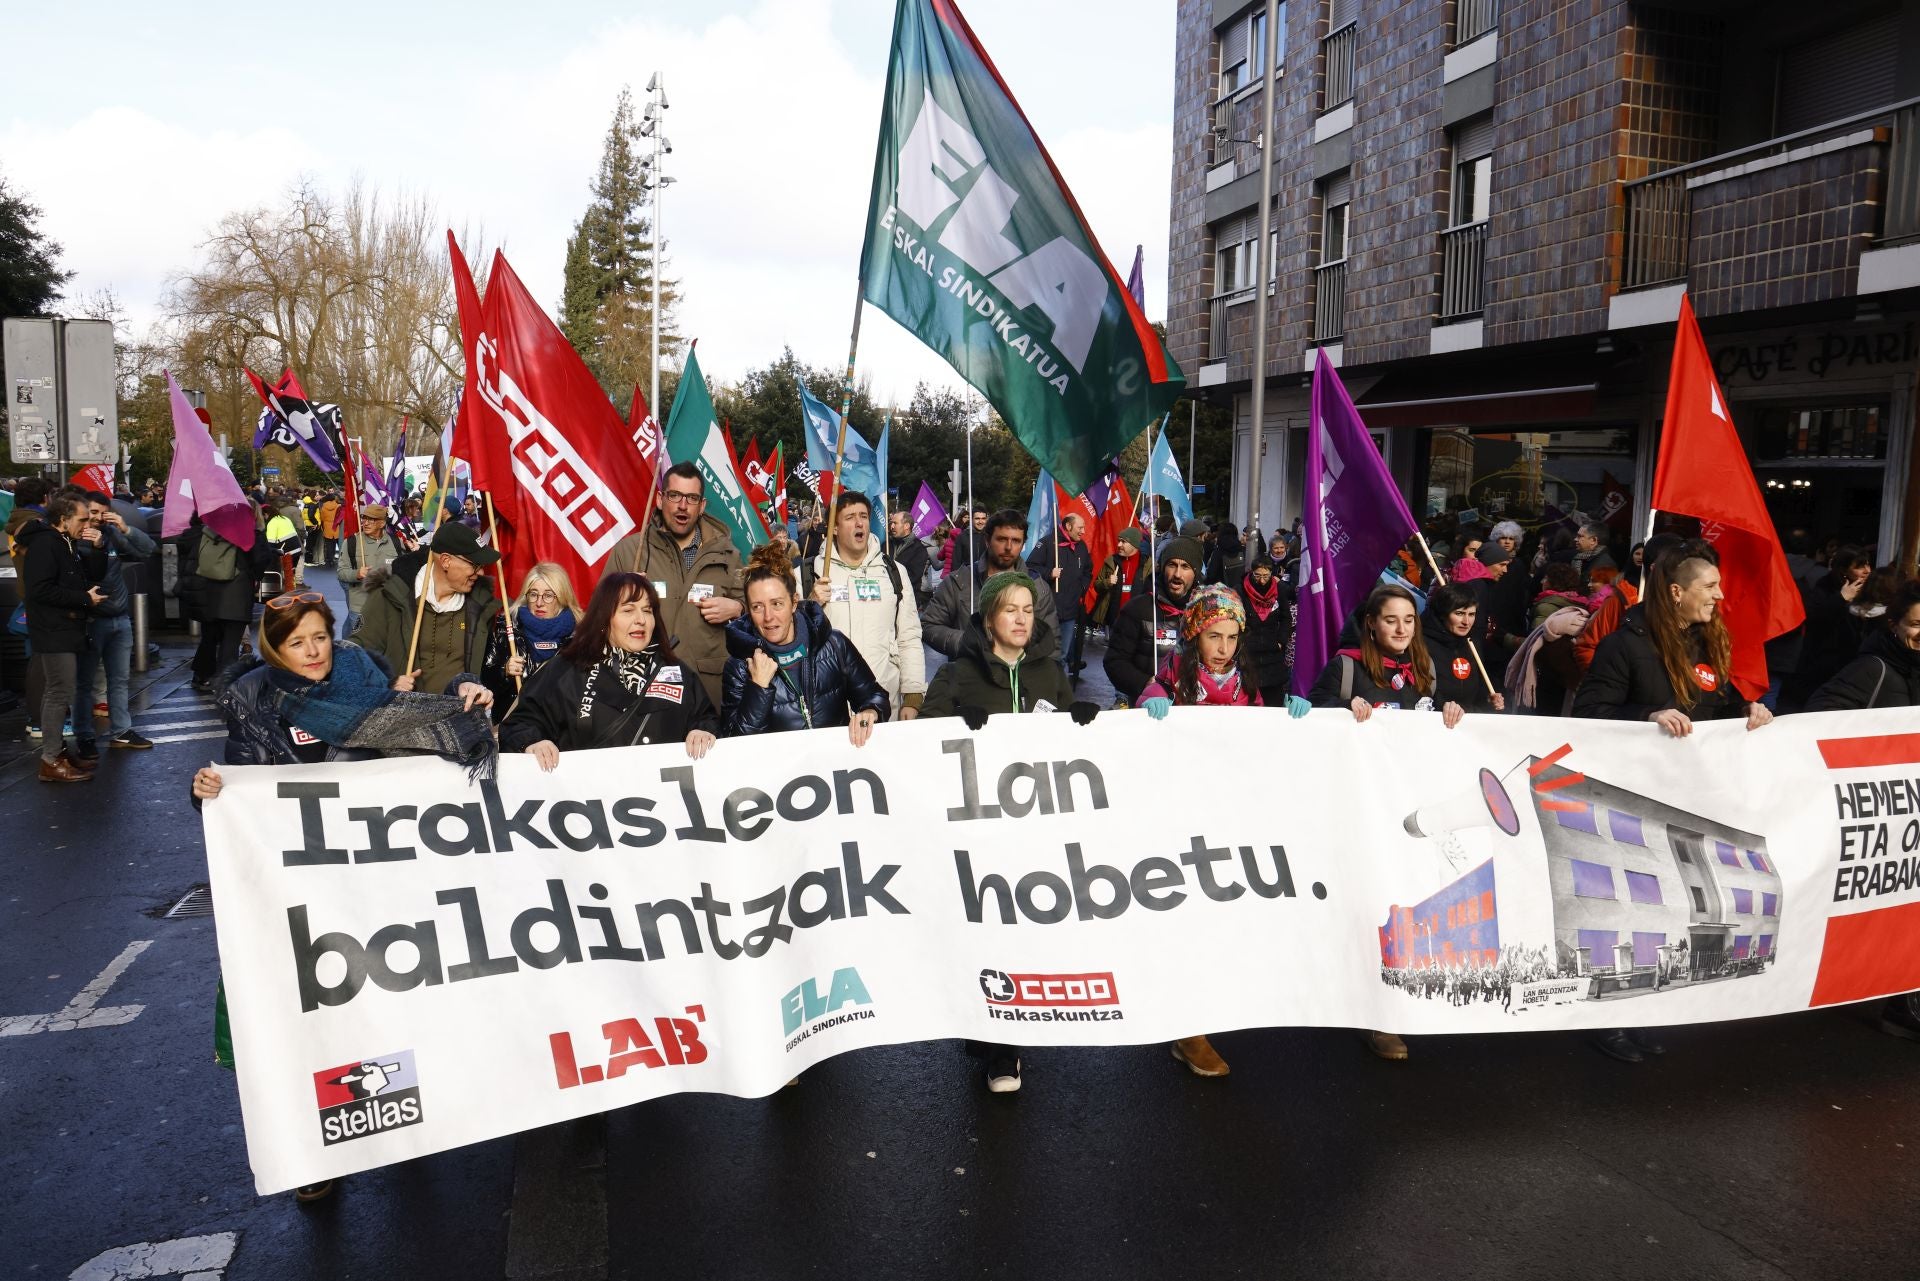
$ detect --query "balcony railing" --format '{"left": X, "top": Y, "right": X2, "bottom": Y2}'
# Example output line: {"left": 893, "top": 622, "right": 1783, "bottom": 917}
{"left": 1208, "top": 287, "right": 1255, "bottom": 361}
{"left": 1313, "top": 261, "right": 1347, "bottom": 341}
{"left": 1439, "top": 221, "right": 1488, "bottom": 319}
{"left": 1456, "top": 0, "right": 1496, "bottom": 45}
{"left": 1622, "top": 94, "right": 1920, "bottom": 288}
{"left": 1322, "top": 23, "right": 1355, "bottom": 112}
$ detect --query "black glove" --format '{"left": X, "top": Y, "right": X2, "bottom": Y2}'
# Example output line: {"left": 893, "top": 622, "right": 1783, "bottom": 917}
{"left": 1068, "top": 700, "right": 1100, "bottom": 726}
{"left": 958, "top": 704, "right": 990, "bottom": 731}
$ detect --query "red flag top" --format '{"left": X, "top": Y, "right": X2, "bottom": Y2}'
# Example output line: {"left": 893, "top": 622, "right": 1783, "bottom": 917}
{"left": 450, "top": 233, "right": 657, "bottom": 601}
{"left": 1652, "top": 295, "right": 1806, "bottom": 700}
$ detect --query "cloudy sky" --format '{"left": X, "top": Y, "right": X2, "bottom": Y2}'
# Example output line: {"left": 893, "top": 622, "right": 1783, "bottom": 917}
{"left": 2, "top": 0, "right": 1175, "bottom": 406}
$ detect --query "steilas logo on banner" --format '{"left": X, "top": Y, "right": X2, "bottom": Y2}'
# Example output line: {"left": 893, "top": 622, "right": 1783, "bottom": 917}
{"left": 312, "top": 1048, "right": 424, "bottom": 1146}
{"left": 472, "top": 332, "right": 636, "bottom": 565}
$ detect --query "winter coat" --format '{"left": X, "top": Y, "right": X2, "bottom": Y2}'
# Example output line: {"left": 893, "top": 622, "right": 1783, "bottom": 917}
{"left": 1088, "top": 549, "right": 1146, "bottom": 626}
{"left": 211, "top": 648, "right": 405, "bottom": 768}
{"left": 1423, "top": 606, "right": 1497, "bottom": 712}
{"left": 921, "top": 619, "right": 1076, "bottom": 719}
{"left": 1241, "top": 571, "right": 1294, "bottom": 697}
{"left": 190, "top": 509, "right": 274, "bottom": 624}
{"left": 499, "top": 651, "right": 717, "bottom": 754}
{"left": 721, "top": 601, "right": 889, "bottom": 736}
{"left": 82, "top": 521, "right": 154, "bottom": 619}
{"left": 318, "top": 499, "right": 341, "bottom": 539}
{"left": 1796, "top": 579, "right": 1876, "bottom": 698}
{"left": 1571, "top": 578, "right": 1638, "bottom": 677}
{"left": 887, "top": 533, "right": 934, "bottom": 610}
{"left": 1530, "top": 590, "right": 1591, "bottom": 631}
{"left": 1027, "top": 535, "right": 1094, "bottom": 623}
{"left": 1141, "top": 657, "right": 1262, "bottom": 707}
{"left": 1807, "top": 627, "right": 1920, "bottom": 711}
{"left": 18, "top": 519, "right": 101, "bottom": 653}
{"left": 602, "top": 513, "right": 744, "bottom": 706}
{"left": 338, "top": 530, "right": 405, "bottom": 615}
{"left": 1447, "top": 556, "right": 1510, "bottom": 655}
{"left": 1104, "top": 582, "right": 1193, "bottom": 705}
{"left": 1307, "top": 648, "right": 1435, "bottom": 711}
{"left": 805, "top": 539, "right": 926, "bottom": 709}
{"left": 1574, "top": 547, "right": 1619, "bottom": 590}
{"left": 347, "top": 549, "right": 499, "bottom": 691}
{"left": 922, "top": 558, "right": 1058, "bottom": 660}
{"left": 1571, "top": 604, "right": 1748, "bottom": 722}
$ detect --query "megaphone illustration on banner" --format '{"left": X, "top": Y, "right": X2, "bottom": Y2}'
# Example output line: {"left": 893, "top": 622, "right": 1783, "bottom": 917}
{"left": 1403, "top": 767, "right": 1522, "bottom": 839}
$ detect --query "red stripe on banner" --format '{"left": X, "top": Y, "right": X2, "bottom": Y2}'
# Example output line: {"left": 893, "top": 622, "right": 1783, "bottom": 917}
{"left": 926, "top": 0, "right": 1173, "bottom": 385}
{"left": 1537, "top": 800, "right": 1586, "bottom": 813}
{"left": 1817, "top": 734, "right": 1920, "bottom": 770}
{"left": 1530, "top": 772, "right": 1587, "bottom": 792}
{"left": 1810, "top": 900, "right": 1920, "bottom": 1007}
{"left": 1528, "top": 744, "right": 1573, "bottom": 775}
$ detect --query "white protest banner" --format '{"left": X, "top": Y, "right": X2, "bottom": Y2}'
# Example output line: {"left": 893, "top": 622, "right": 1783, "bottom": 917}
{"left": 202, "top": 707, "right": 1920, "bottom": 1192}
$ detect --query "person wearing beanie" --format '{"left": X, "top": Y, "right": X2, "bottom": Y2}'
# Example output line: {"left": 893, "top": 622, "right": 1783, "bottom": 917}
{"left": 1104, "top": 535, "right": 1203, "bottom": 706}
{"left": 921, "top": 568, "right": 1099, "bottom": 1096}
{"left": 1442, "top": 541, "right": 1514, "bottom": 658}
{"left": 1090, "top": 526, "right": 1147, "bottom": 627}
{"left": 1241, "top": 553, "right": 1295, "bottom": 705}
{"left": 922, "top": 508, "right": 1058, "bottom": 660}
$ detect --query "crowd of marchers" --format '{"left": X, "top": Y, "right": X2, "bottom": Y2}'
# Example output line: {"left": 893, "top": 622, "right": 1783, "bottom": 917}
{"left": 8, "top": 463, "right": 1915, "bottom": 1198}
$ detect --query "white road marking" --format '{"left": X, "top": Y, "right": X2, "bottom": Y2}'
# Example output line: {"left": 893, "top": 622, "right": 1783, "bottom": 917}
{"left": 132, "top": 718, "right": 224, "bottom": 733}
{"left": 146, "top": 730, "right": 230, "bottom": 746}
{"left": 69, "top": 1231, "right": 238, "bottom": 1279}
{"left": 0, "top": 940, "right": 151, "bottom": 1036}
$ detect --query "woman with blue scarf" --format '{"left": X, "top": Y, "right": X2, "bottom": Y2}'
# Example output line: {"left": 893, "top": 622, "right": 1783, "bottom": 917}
{"left": 485, "top": 562, "right": 581, "bottom": 711}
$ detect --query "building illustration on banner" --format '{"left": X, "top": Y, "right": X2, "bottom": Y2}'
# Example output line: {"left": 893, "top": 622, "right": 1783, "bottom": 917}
{"left": 1379, "top": 745, "right": 1782, "bottom": 1011}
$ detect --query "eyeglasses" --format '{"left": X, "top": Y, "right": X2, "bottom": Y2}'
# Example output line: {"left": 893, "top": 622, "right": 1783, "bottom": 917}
{"left": 662, "top": 490, "right": 704, "bottom": 507}
{"left": 266, "top": 591, "right": 326, "bottom": 610}
{"left": 526, "top": 589, "right": 559, "bottom": 603}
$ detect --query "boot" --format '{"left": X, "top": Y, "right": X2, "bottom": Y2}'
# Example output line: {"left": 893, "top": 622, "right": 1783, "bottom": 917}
{"left": 1171, "top": 1035, "right": 1230, "bottom": 1077}
{"left": 1363, "top": 1029, "right": 1409, "bottom": 1060}
{"left": 1594, "top": 1029, "right": 1644, "bottom": 1063}
{"left": 39, "top": 757, "right": 93, "bottom": 784}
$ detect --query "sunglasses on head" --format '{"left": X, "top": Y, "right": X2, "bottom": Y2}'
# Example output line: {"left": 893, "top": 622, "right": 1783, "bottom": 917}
{"left": 266, "top": 591, "right": 326, "bottom": 610}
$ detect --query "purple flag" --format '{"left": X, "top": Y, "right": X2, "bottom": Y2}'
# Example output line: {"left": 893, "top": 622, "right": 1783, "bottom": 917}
{"left": 909, "top": 480, "right": 948, "bottom": 538}
{"left": 1126, "top": 244, "right": 1145, "bottom": 308}
{"left": 161, "top": 372, "right": 256, "bottom": 550}
{"left": 1082, "top": 459, "right": 1123, "bottom": 517}
{"left": 1292, "top": 355, "right": 1418, "bottom": 697}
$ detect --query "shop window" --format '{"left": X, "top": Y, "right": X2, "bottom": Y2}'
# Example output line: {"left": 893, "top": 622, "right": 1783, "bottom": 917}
{"left": 1415, "top": 426, "right": 1636, "bottom": 542}
{"left": 1632, "top": 932, "right": 1665, "bottom": 968}
{"left": 1747, "top": 850, "right": 1769, "bottom": 873}
{"left": 1608, "top": 811, "right": 1646, "bottom": 847}
{"left": 1626, "top": 871, "right": 1662, "bottom": 905}
{"left": 1555, "top": 805, "right": 1600, "bottom": 836}
{"left": 1716, "top": 841, "right": 1740, "bottom": 868}
{"left": 1732, "top": 888, "right": 1753, "bottom": 914}
{"left": 1762, "top": 892, "right": 1778, "bottom": 917}
{"left": 1571, "top": 859, "right": 1615, "bottom": 899}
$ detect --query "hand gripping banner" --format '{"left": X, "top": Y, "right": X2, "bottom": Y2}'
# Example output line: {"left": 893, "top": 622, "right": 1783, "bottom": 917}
{"left": 203, "top": 708, "right": 1920, "bottom": 1192}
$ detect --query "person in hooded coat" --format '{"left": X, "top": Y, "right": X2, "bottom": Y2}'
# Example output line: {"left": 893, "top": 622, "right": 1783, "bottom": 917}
{"left": 722, "top": 543, "right": 889, "bottom": 740}
{"left": 1240, "top": 553, "right": 1294, "bottom": 706}
{"left": 1423, "top": 583, "right": 1504, "bottom": 713}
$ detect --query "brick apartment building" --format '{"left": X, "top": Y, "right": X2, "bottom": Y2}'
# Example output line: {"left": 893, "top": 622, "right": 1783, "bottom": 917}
{"left": 1169, "top": 0, "right": 1920, "bottom": 564}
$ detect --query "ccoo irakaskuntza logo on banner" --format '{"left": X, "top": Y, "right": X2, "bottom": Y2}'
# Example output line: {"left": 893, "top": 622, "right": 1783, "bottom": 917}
{"left": 978, "top": 968, "right": 1123, "bottom": 1022}
{"left": 312, "top": 1049, "right": 425, "bottom": 1146}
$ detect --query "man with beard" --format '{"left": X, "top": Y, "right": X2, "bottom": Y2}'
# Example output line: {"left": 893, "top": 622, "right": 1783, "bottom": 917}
{"left": 922, "top": 508, "right": 1058, "bottom": 660}
{"left": 805, "top": 492, "right": 926, "bottom": 720}
{"left": 885, "top": 507, "right": 933, "bottom": 611}
{"left": 1105, "top": 535, "right": 1202, "bottom": 707}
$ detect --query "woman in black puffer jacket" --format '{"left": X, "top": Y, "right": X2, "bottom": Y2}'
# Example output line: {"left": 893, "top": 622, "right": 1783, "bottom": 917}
{"left": 722, "top": 544, "right": 888, "bottom": 741}
{"left": 501, "top": 572, "right": 718, "bottom": 768}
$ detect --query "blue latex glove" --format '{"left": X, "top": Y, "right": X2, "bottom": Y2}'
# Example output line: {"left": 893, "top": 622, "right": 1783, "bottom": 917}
{"left": 1142, "top": 696, "right": 1172, "bottom": 720}
{"left": 1286, "top": 694, "right": 1312, "bottom": 719}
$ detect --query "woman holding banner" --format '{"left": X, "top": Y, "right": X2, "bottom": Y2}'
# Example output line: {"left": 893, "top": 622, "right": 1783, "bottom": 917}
{"left": 721, "top": 544, "right": 888, "bottom": 742}
{"left": 1572, "top": 542, "right": 1771, "bottom": 1064}
{"left": 923, "top": 571, "right": 1100, "bottom": 1094}
{"left": 1423, "top": 584, "right": 1505, "bottom": 713}
{"left": 500, "top": 572, "right": 717, "bottom": 768}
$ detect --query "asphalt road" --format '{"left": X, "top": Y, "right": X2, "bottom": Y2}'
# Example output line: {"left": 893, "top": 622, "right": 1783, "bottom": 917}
{"left": 3, "top": 571, "right": 1917, "bottom": 1280}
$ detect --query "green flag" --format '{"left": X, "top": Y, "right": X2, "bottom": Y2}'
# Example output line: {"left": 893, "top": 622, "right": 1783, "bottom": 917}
{"left": 859, "top": 0, "right": 1185, "bottom": 495}
{"left": 665, "top": 348, "right": 764, "bottom": 560}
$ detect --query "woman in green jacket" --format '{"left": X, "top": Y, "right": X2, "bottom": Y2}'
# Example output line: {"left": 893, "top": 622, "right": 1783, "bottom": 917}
{"left": 922, "top": 571, "right": 1099, "bottom": 1095}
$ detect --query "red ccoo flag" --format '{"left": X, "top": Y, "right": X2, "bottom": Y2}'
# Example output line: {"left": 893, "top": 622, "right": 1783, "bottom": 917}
{"left": 1652, "top": 294, "right": 1805, "bottom": 700}
{"left": 449, "top": 232, "right": 654, "bottom": 601}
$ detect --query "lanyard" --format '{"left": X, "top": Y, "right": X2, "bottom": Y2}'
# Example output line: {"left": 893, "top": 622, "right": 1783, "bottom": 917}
{"left": 774, "top": 656, "right": 812, "bottom": 729}
{"left": 1006, "top": 656, "right": 1022, "bottom": 714}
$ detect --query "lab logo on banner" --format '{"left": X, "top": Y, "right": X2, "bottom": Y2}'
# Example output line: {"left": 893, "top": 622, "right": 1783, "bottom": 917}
{"left": 783, "top": 967, "right": 875, "bottom": 1052}
{"left": 312, "top": 1049, "right": 424, "bottom": 1146}
{"left": 979, "top": 969, "right": 1124, "bottom": 1022}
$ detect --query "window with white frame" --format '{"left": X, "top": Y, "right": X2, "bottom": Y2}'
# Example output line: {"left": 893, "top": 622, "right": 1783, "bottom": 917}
{"left": 1449, "top": 115, "right": 1494, "bottom": 226}
{"left": 1319, "top": 171, "right": 1351, "bottom": 264}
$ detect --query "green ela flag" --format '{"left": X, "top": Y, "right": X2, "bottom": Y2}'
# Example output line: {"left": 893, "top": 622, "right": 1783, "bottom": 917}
{"left": 859, "top": 0, "right": 1185, "bottom": 495}
{"left": 665, "top": 348, "right": 765, "bottom": 560}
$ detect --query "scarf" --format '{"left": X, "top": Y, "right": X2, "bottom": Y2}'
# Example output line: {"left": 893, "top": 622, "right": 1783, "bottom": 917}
{"left": 604, "top": 645, "right": 660, "bottom": 695}
{"left": 1241, "top": 572, "right": 1280, "bottom": 621}
{"left": 266, "top": 644, "right": 496, "bottom": 780}
{"left": 414, "top": 565, "right": 465, "bottom": 614}
{"left": 516, "top": 607, "right": 576, "bottom": 667}
{"left": 1336, "top": 646, "right": 1417, "bottom": 692}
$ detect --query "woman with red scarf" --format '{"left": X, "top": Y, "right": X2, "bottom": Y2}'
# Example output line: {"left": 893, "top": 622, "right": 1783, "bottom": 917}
{"left": 1239, "top": 553, "right": 1294, "bottom": 706}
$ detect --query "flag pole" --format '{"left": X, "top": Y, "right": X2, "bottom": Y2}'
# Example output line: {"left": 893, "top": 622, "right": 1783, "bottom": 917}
{"left": 1412, "top": 530, "right": 1500, "bottom": 702}
{"left": 483, "top": 492, "right": 522, "bottom": 693}
{"left": 1145, "top": 415, "right": 1160, "bottom": 678}
{"left": 403, "top": 439, "right": 455, "bottom": 680}
{"left": 351, "top": 436, "right": 368, "bottom": 578}
{"left": 826, "top": 283, "right": 865, "bottom": 586}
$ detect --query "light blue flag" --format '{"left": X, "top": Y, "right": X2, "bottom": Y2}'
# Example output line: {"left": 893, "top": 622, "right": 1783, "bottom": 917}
{"left": 876, "top": 414, "right": 891, "bottom": 524}
{"left": 1147, "top": 425, "right": 1193, "bottom": 524}
{"left": 1022, "top": 468, "right": 1056, "bottom": 558}
{"left": 797, "top": 381, "right": 881, "bottom": 502}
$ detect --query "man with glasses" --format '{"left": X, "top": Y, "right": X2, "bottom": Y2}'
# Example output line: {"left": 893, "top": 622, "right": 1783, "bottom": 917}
{"left": 337, "top": 503, "right": 403, "bottom": 637}
{"left": 605, "top": 461, "right": 744, "bottom": 706}
{"left": 348, "top": 520, "right": 501, "bottom": 698}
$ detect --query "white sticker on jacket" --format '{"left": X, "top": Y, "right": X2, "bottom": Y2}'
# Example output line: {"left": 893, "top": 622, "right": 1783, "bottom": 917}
{"left": 653, "top": 665, "right": 683, "bottom": 683}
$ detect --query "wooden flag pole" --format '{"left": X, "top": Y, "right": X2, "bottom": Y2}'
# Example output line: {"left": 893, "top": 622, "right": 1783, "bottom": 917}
{"left": 350, "top": 436, "right": 368, "bottom": 578}
{"left": 825, "top": 284, "right": 866, "bottom": 587}
{"left": 403, "top": 450, "right": 455, "bottom": 680}
{"left": 484, "top": 493, "right": 522, "bottom": 693}
{"left": 1412, "top": 530, "right": 1501, "bottom": 701}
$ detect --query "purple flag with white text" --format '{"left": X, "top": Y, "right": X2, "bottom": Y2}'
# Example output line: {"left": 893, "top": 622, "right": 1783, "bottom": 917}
{"left": 909, "top": 481, "right": 948, "bottom": 539}
{"left": 1292, "top": 355, "right": 1418, "bottom": 697}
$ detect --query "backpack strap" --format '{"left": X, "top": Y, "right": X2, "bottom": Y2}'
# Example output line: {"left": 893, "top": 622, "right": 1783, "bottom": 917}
{"left": 1870, "top": 657, "right": 1889, "bottom": 709}
{"left": 1339, "top": 654, "right": 1354, "bottom": 704}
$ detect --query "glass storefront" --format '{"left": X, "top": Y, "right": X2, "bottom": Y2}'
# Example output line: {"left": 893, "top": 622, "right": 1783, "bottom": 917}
{"left": 1414, "top": 425, "right": 1640, "bottom": 556}
{"left": 1743, "top": 401, "right": 1889, "bottom": 550}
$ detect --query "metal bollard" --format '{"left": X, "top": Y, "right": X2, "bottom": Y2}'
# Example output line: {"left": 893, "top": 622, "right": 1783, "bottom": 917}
{"left": 131, "top": 594, "right": 150, "bottom": 673}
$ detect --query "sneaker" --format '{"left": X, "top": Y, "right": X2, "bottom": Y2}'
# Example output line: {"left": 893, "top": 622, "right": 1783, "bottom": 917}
{"left": 93, "top": 701, "right": 109, "bottom": 718}
{"left": 112, "top": 730, "right": 154, "bottom": 750}
{"left": 1593, "top": 1028, "right": 1645, "bottom": 1064}
{"left": 984, "top": 1054, "right": 1022, "bottom": 1094}
{"left": 26, "top": 723, "right": 42, "bottom": 740}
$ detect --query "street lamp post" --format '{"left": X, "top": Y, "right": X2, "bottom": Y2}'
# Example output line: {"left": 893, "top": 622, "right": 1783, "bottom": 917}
{"left": 640, "top": 74, "right": 673, "bottom": 420}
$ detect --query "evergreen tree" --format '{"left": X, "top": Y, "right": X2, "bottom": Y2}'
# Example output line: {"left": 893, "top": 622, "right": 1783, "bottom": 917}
{"left": 558, "top": 89, "right": 681, "bottom": 399}
{"left": 0, "top": 172, "right": 73, "bottom": 317}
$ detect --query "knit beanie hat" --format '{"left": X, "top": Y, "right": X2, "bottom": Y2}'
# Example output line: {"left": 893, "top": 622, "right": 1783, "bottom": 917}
{"left": 1179, "top": 518, "right": 1209, "bottom": 540}
{"left": 1181, "top": 584, "right": 1247, "bottom": 643}
{"left": 1162, "top": 536, "right": 1204, "bottom": 573}
{"left": 977, "top": 570, "right": 1036, "bottom": 624}
{"left": 1476, "top": 542, "right": 1514, "bottom": 568}
{"left": 1116, "top": 527, "right": 1143, "bottom": 550}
